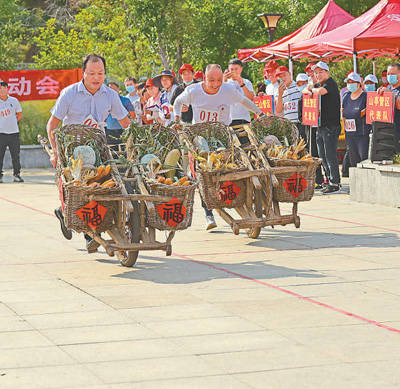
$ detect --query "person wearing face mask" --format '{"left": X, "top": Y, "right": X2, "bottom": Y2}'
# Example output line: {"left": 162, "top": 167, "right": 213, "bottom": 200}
{"left": 170, "top": 64, "right": 196, "bottom": 124}
{"left": 378, "top": 64, "right": 400, "bottom": 138}
{"left": 303, "top": 61, "right": 341, "bottom": 194}
{"left": 381, "top": 70, "right": 389, "bottom": 88}
{"left": 342, "top": 72, "right": 369, "bottom": 168}
{"left": 364, "top": 74, "right": 378, "bottom": 92}
{"left": 124, "top": 77, "right": 142, "bottom": 126}
{"left": 296, "top": 73, "right": 309, "bottom": 93}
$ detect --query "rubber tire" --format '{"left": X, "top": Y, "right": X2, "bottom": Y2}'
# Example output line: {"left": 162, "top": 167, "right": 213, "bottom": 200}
{"left": 247, "top": 189, "right": 262, "bottom": 239}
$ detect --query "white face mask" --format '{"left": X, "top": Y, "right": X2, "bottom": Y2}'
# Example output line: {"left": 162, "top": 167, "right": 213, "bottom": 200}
{"left": 297, "top": 84, "right": 307, "bottom": 92}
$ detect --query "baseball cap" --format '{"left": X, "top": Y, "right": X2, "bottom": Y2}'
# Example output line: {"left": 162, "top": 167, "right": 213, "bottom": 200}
{"left": 296, "top": 73, "right": 308, "bottom": 82}
{"left": 275, "top": 66, "right": 290, "bottom": 76}
{"left": 152, "top": 70, "right": 175, "bottom": 88}
{"left": 264, "top": 60, "right": 279, "bottom": 73}
{"left": 312, "top": 61, "right": 329, "bottom": 72}
{"left": 304, "top": 63, "right": 316, "bottom": 73}
{"left": 0, "top": 81, "right": 8, "bottom": 87}
{"left": 194, "top": 70, "right": 204, "bottom": 79}
{"left": 145, "top": 78, "right": 156, "bottom": 88}
{"left": 365, "top": 74, "right": 378, "bottom": 84}
{"left": 345, "top": 72, "right": 361, "bottom": 83}
{"left": 179, "top": 63, "right": 194, "bottom": 75}
{"left": 382, "top": 70, "right": 387, "bottom": 76}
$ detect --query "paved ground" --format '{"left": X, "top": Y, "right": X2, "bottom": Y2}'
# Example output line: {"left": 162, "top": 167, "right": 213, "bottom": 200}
{"left": 0, "top": 168, "right": 399, "bottom": 389}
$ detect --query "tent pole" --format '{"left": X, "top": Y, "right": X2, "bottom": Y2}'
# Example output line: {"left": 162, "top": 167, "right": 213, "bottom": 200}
{"left": 372, "top": 58, "right": 376, "bottom": 76}
{"left": 289, "top": 57, "right": 293, "bottom": 77}
{"left": 353, "top": 52, "right": 357, "bottom": 72}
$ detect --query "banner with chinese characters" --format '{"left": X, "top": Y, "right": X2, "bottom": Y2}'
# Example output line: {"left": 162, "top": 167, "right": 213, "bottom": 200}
{"left": 217, "top": 180, "right": 241, "bottom": 206}
{"left": 254, "top": 95, "right": 274, "bottom": 117}
{"left": 156, "top": 197, "right": 187, "bottom": 228}
{"left": 0, "top": 68, "right": 82, "bottom": 101}
{"left": 366, "top": 92, "right": 395, "bottom": 125}
{"left": 302, "top": 95, "right": 320, "bottom": 127}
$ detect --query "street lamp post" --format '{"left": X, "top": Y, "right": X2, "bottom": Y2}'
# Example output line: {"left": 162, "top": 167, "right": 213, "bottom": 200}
{"left": 258, "top": 13, "right": 284, "bottom": 43}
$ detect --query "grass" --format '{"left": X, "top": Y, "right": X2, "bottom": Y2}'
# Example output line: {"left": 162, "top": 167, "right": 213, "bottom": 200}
{"left": 19, "top": 100, "right": 54, "bottom": 145}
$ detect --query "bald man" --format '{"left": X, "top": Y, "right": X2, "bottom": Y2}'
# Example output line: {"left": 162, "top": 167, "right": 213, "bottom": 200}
{"left": 173, "top": 64, "right": 264, "bottom": 230}
{"left": 173, "top": 64, "right": 263, "bottom": 124}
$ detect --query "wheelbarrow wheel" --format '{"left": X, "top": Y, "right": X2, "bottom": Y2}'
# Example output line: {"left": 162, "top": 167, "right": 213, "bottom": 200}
{"left": 119, "top": 182, "right": 141, "bottom": 267}
{"left": 247, "top": 188, "right": 262, "bottom": 239}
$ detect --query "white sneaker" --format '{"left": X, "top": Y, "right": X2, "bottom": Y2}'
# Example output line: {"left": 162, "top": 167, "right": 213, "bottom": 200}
{"left": 206, "top": 215, "right": 217, "bottom": 230}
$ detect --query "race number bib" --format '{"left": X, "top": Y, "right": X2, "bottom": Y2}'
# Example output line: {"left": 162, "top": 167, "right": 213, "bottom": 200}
{"left": 83, "top": 114, "right": 99, "bottom": 129}
{"left": 345, "top": 119, "right": 356, "bottom": 132}
{"left": 199, "top": 110, "right": 219, "bottom": 122}
{"left": 284, "top": 100, "right": 298, "bottom": 113}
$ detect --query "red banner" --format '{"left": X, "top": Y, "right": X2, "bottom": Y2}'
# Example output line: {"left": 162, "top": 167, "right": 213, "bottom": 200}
{"left": 302, "top": 95, "right": 320, "bottom": 126}
{"left": 0, "top": 68, "right": 82, "bottom": 101}
{"left": 254, "top": 96, "right": 274, "bottom": 116}
{"left": 366, "top": 92, "right": 395, "bottom": 125}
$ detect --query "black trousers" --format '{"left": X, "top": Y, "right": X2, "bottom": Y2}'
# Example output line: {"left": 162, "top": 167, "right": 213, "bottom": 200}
{"left": 0, "top": 133, "right": 21, "bottom": 176}
{"left": 230, "top": 119, "right": 250, "bottom": 145}
{"left": 306, "top": 127, "right": 324, "bottom": 185}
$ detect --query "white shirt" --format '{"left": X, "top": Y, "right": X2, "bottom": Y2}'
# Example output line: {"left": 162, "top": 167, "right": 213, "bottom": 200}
{"left": 174, "top": 82, "right": 262, "bottom": 125}
{"left": 275, "top": 81, "right": 302, "bottom": 123}
{"left": 0, "top": 96, "right": 22, "bottom": 134}
{"left": 227, "top": 78, "right": 254, "bottom": 122}
{"left": 51, "top": 81, "right": 128, "bottom": 128}
{"left": 126, "top": 93, "right": 142, "bottom": 125}
{"left": 266, "top": 82, "right": 279, "bottom": 96}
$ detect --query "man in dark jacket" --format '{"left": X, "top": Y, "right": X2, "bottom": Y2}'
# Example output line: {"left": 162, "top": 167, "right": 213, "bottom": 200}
{"left": 170, "top": 64, "right": 196, "bottom": 124}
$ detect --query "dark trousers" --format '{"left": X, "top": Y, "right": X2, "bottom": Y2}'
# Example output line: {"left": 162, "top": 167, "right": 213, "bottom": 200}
{"left": 0, "top": 133, "right": 21, "bottom": 176}
{"left": 306, "top": 127, "right": 324, "bottom": 185}
{"left": 316, "top": 125, "right": 341, "bottom": 185}
{"left": 230, "top": 119, "right": 250, "bottom": 145}
{"left": 346, "top": 134, "right": 369, "bottom": 167}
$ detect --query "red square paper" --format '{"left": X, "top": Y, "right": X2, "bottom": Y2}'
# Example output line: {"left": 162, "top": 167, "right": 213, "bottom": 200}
{"left": 217, "top": 180, "right": 241, "bottom": 205}
{"left": 75, "top": 200, "right": 108, "bottom": 229}
{"left": 156, "top": 197, "right": 187, "bottom": 228}
{"left": 283, "top": 173, "right": 308, "bottom": 198}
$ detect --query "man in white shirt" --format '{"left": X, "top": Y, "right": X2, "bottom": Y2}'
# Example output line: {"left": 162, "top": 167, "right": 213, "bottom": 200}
{"left": 0, "top": 81, "right": 23, "bottom": 183}
{"left": 174, "top": 64, "right": 263, "bottom": 230}
{"left": 274, "top": 66, "right": 302, "bottom": 123}
{"left": 174, "top": 64, "right": 262, "bottom": 125}
{"left": 223, "top": 58, "right": 254, "bottom": 126}
{"left": 47, "top": 54, "right": 130, "bottom": 250}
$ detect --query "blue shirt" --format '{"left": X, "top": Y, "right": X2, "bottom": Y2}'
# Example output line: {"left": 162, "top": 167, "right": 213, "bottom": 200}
{"left": 50, "top": 81, "right": 128, "bottom": 128}
{"left": 106, "top": 95, "right": 134, "bottom": 130}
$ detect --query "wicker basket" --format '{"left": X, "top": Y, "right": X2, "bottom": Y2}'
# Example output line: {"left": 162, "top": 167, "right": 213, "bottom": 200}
{"left": 56, "top": 124, "right": 122, "bottom": 233}
{"left": 269, "top": 158, "right": 321, "bottom": 203}
{"left": 251, "top": 116, "right": 299, "bottom": 145}
{"left": 145, "top": 180, "right": 197, "bottom": 231}
{"left": 198, "top": 167, "right": 247, "bottom": 210}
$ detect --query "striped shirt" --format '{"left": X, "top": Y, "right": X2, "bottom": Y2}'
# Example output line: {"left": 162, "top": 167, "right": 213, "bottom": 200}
{"left": 275, "top": 81, "right": 302, "bottom": 123}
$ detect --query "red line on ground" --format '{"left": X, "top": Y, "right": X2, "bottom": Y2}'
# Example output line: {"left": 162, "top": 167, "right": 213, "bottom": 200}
{"left": 173, "top": 252, "right": 400, "bottom": 334}
{"left": 2, "top": 195, "right": 400, "bottom": 333}
{"left": 0, "top": 196, "right": 55, "bottom": 218}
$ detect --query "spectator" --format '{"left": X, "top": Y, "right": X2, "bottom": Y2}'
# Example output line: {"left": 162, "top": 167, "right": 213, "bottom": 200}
{"left": 256, "top": 82, "right": 266, "bottom": 96}
{"left": 224, "top": 58, "right": 255, "bottom": 126}
{"left": 342, "top": 72, "right": 369, "bottom": 167}
{"left": 263, "top": 60, "right": 279, "bottom": 96}
{"left": 106, "top": 82, "right": 135, "bottom": 146}
{"left": 194, "top": 70, "right": 204, "bottom": 82}
{"left": 364, "top": 74, "right": 378, "bottom": 92}
{"left": 153, "top": 70, "right": 177, "bottom": 125}
{"left": 0, "top": 81, "right": 23, "bottom": 183}
{"left": 304, "top": 61, "right": 341, "bottom": 194}
{"left": 124, "top": 76, "right": 142, "bottom": 126}
{"left": 275, "top": 66, "right": 302, "bottom": 129}
{"left": 144, "top": 78, "right": 161, "bottom": 125}
{"left": 304, "top": 63, "right": 316, "bottom": 86}
{"left": 170, "top": 63, "right": 196, "bottom": 124}
{"left": 381, "top": 70, "right": 389, "bottom": 88}
{"left": 296, "top": 73, "right": 309, "bottom": 92}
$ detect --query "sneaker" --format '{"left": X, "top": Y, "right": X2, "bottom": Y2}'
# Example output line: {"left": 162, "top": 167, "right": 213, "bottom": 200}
{"left": 315, "top": 183, "right": 324, "bottom": 190}
{"left": 84, "top": 234, "right": 100, "bottom": 253}
{"left": 0, "top": 176, "right": 3, "bottom": 183}
{"left": 13, "top": 175, "right": 24, "bottom": 183}
{"left": 54, "top": 207, "right": 73, "bottom": 240}
{"left": 322, "top": 184, "right": 341, "bottom": 194}
{"left": 206, "top": 215, "right": 217, "bottom": 230}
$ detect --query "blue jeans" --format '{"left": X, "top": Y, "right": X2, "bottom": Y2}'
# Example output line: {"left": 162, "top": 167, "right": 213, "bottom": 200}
{"left": 316, "top": 125, "right": 341, "bottom": 185}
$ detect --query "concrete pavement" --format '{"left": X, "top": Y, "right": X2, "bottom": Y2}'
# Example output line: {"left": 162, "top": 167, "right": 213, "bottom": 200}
{"left": 0, "top": 169, "right": 399, "bottom": 388}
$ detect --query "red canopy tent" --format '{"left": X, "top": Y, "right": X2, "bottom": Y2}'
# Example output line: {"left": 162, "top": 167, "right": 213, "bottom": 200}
{"left": 238, "top": 0, "right": 354, "bottom": 63}
{"left": 290, "top": 0, "right": 400, "bottom": 63}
